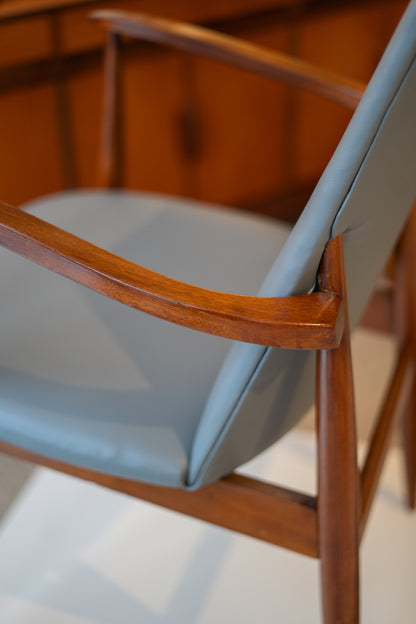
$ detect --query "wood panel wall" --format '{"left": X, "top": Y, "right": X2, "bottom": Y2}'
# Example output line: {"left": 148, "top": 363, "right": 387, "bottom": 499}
{"left": 0, "top": 0, "right": 408, "bottom": 218}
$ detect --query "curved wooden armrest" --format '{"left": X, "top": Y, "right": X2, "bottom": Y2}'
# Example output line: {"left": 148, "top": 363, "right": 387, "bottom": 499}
{"left": 91, "top": 9, "right": 365, "bottom": 110}
{"left": 0, "top": 201, "right": 343, "bottom": 349}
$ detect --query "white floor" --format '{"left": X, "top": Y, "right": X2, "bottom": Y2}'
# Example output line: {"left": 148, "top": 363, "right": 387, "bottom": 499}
{"left": 0, "top": 428, "right": 414, "bottom": 624}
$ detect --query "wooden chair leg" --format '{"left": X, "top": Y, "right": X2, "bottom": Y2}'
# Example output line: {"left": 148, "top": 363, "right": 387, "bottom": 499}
{"left": 317, "top": 236, "right": 360, "bottom": 624}
{"left": 317, "top": 339, "right": 360, "bottom": 624}
{"left": 402, "top": 377, "right": 416, "bottom": 509}
{"left": 394, "top": 209, "right": 416, "bottom": 510}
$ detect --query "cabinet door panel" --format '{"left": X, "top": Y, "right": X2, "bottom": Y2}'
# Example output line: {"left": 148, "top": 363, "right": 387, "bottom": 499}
{"left": 189, "top": 25, "right": 292, "bottom": 209}
{"left": 67, "top": 67, "right": 102, "bottom": 189}
{"left": 0, "top": 85, "right": 64, "bottom": 205}
{"left": 292, "top": 1, "right": 408, "bottom": 187}
{"left": 0, "top": 16, "right": 51, "bottom": 69}
{"left": 122, "top": 51, "right": 189, "bottom": 196}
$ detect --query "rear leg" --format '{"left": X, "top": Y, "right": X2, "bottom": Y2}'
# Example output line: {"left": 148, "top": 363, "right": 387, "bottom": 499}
{"left": 402, "top": 378, "right": 416, "bottom": 509}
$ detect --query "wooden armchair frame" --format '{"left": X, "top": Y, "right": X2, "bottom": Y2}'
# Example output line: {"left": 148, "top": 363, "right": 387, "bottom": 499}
{"left": 92, "top": 10, "right": 365, "bottom": 188}
{"left": 0, "top": 11, "right": 414, "bottom": 624}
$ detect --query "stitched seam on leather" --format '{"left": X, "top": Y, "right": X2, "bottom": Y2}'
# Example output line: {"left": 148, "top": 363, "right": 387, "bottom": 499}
{"left": 186, "top": 345, "right": 269, "bottom": 488}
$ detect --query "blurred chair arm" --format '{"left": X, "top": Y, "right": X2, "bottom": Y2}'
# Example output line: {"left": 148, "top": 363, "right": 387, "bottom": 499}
{"left": 91, "top": 9, "right": 365, "bottom": 109}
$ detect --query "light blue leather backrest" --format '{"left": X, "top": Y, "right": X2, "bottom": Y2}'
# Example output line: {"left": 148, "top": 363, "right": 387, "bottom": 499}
{"left": 188, "top": 0, "right": 416, "bottom": 488}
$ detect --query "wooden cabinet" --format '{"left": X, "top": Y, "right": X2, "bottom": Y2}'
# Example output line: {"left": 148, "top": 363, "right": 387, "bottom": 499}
{"left": 0, "top": 0, "right": 408, "bottom": 217}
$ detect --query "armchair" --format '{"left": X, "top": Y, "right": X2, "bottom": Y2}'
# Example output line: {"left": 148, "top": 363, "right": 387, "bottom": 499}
{"left": 0, "top": 2, "right": 415, "bottom": 623}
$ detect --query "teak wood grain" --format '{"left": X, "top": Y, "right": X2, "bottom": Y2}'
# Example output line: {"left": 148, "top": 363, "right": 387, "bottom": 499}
{"left": 317, "top": 235, "right": 360, "bottom": 624}
{"left": 0, "top": 0, "right": 96, "bottom": 21}
{"left": 360, "top": 343, "right": 414, "bottom": 532}
{"left": 91, "top": 10, "right": 365, "bottom": 110}
{"left": 0, "top": 6, "right": 413, "bottom": 622}
{"left": 395, "top": 210, "right": 416, "bottom": 508}
{"left": 0, "top": 200, "right": 344, "bottom": 349}
{"left": 0, "top": 439, "right": 318, "bottom": 558}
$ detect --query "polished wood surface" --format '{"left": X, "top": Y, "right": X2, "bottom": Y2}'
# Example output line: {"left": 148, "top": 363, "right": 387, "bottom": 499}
{"left": 396, "top": 211, "right": 416, "bottom": 509}
{"left": 0, "top": 0, "right": 97, "bottom": 21}
{"left": 0, "top": 439, "right": 319, "bottom": 558}
{"left": 0, "top": 5, "right": 414, "bottom": 623}
{"left": 360, "top": 344, "right": 414, "bottom": 531}
{"left": 404, "top": 387, "right": 416, "bottom": 509}
{"left": 92, "top": 9, "right": 365, "bottom": 109}
{"left": 0, "top": 200, "right": 344, "bottom": 349}
{"left": 317, "top": 235, "right": 359, "bottom": 624}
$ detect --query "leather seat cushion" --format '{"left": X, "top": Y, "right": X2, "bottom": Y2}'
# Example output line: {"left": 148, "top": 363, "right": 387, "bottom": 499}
{"left": 0, "top": 190, "right": 291, "bottom": 487}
